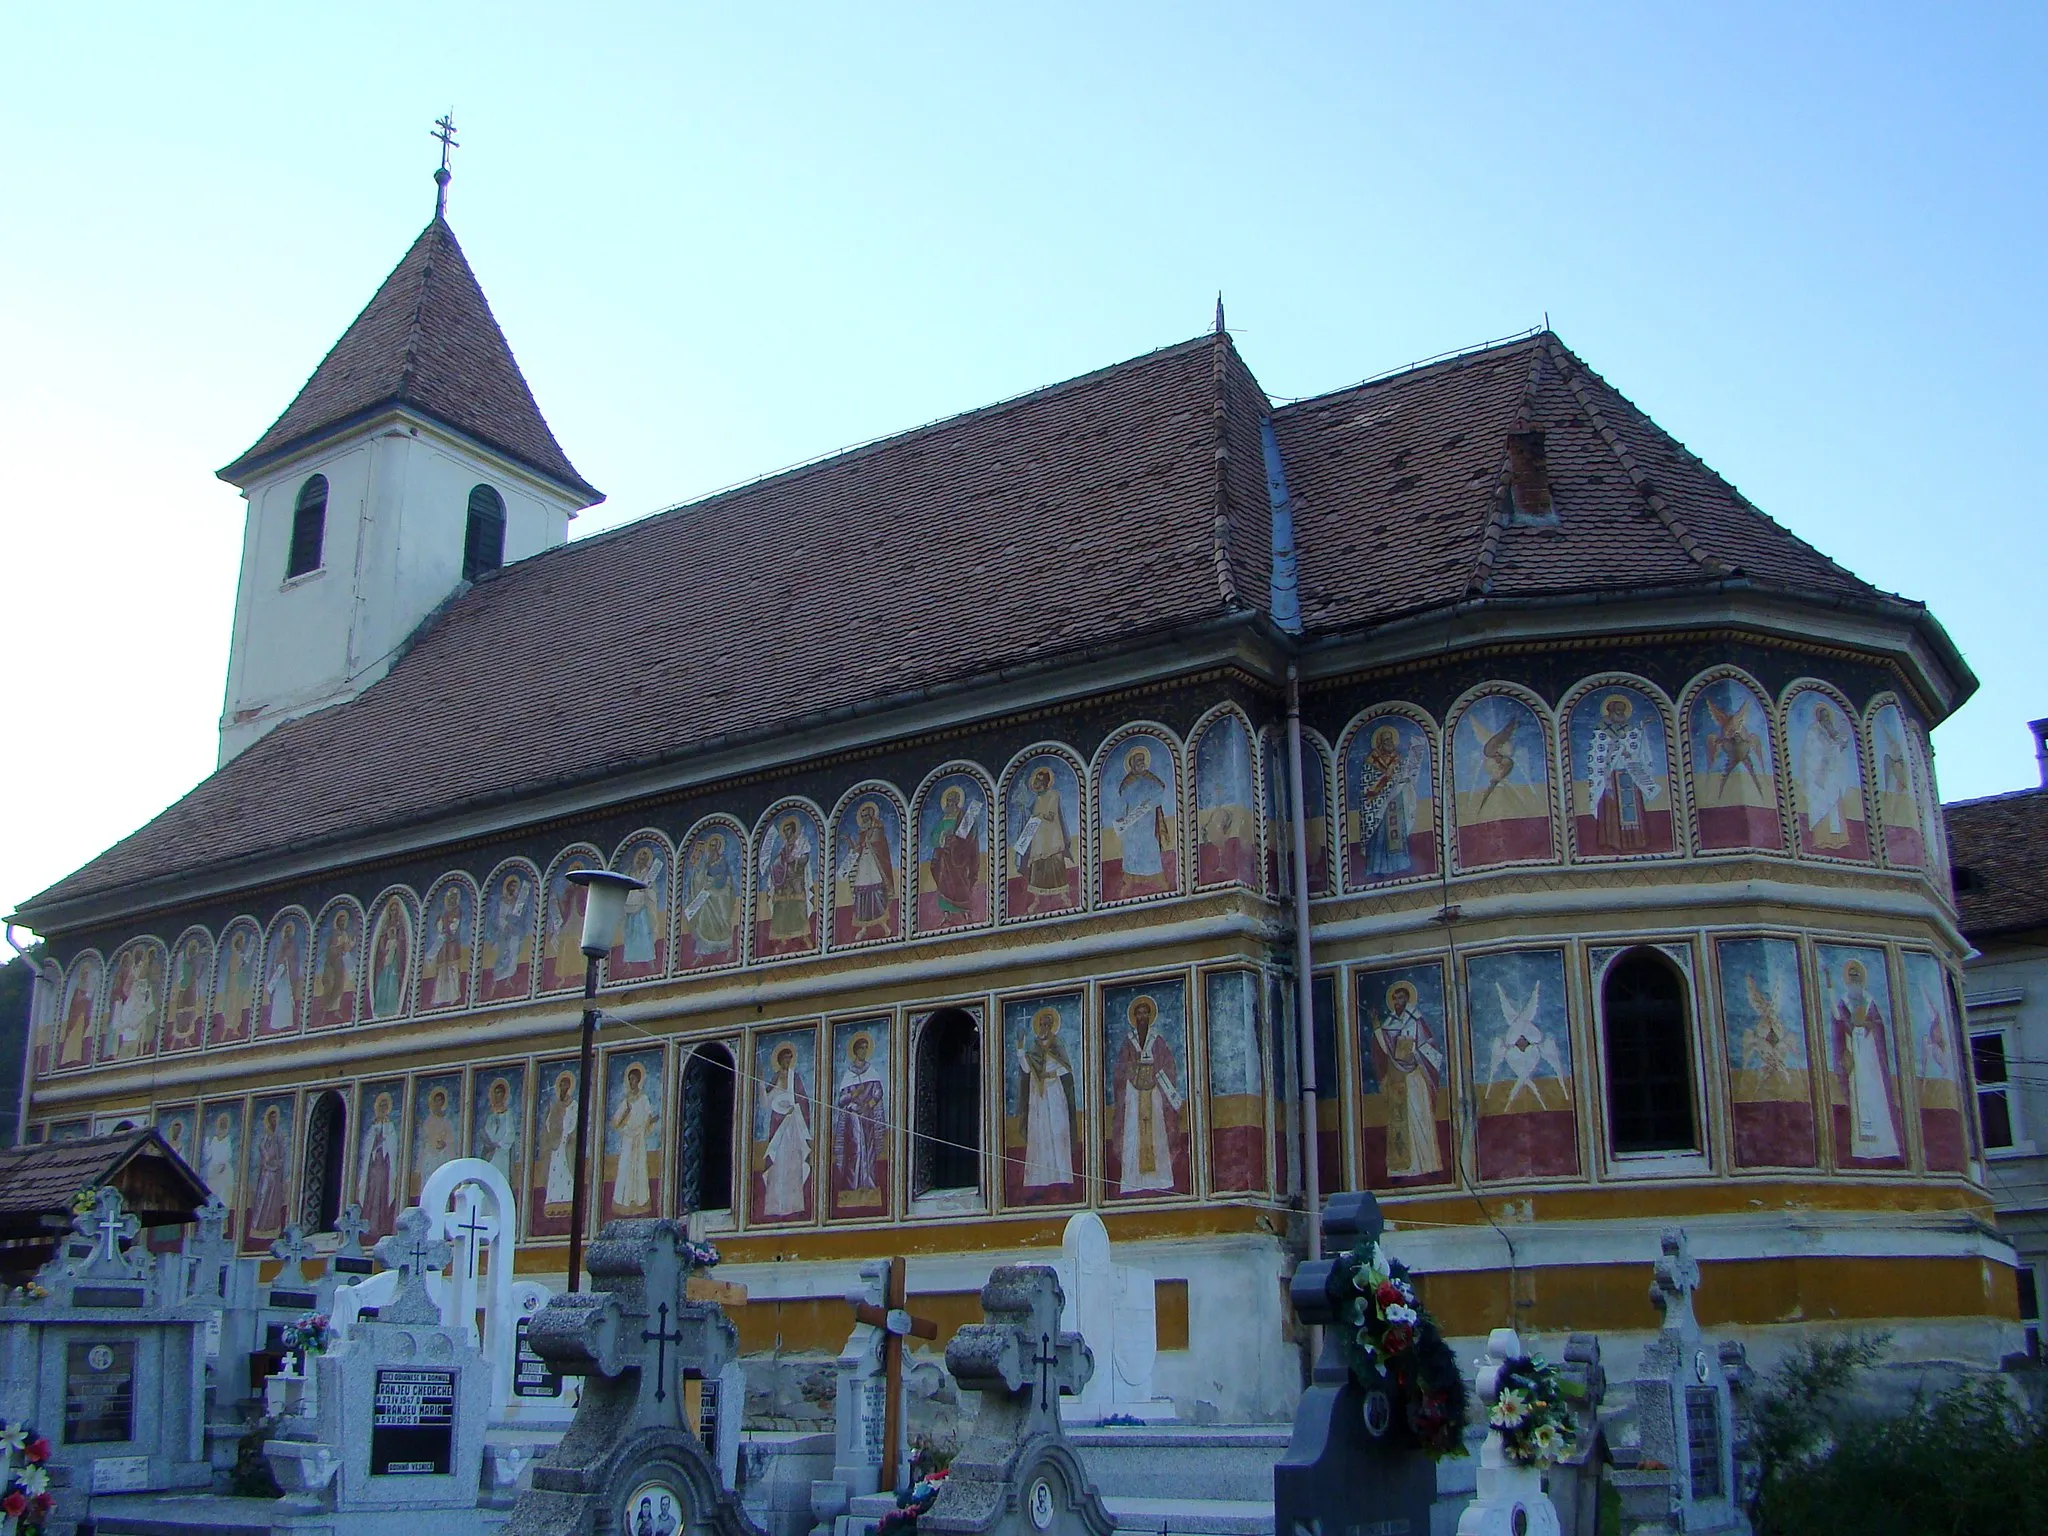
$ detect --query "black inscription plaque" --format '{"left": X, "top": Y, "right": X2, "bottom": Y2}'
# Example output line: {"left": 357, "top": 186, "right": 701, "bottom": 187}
{"left": 513, "top": 1319, "right": 562, "bottom": 1399}
{"left": 370, "top": 1368, "right": 456, "bottom": 1475}
{"left": 269, "top": 1288, "right": 319, "bottom": 1310}
{"left": 71, "top": 1286, "right": 146, "bottom": 1309}
{"left": 64, "top": 1340, "right": 136, "bottom": 1445}
{"left": 332, "top": 1257, "right": 375, "bottom": 1276}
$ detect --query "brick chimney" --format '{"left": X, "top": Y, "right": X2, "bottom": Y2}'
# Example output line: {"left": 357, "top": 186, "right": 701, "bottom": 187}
{"left": 2031, "top": 717, "right": 2048, "bottom": 789}
{"left": 1505, "top": 431, "right": 1555, "bottom": 526}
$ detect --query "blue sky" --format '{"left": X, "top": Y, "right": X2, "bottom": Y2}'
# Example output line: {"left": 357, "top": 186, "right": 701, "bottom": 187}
{"left": 2, "top": 3, "right": 2042, "bottom": 922}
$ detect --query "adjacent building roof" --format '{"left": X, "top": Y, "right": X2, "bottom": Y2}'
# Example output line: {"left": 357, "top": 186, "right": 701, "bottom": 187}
{"left": 0, "top": 1129, "right": 209, "bottom": 1240}
{"left": 1944, "top": 788, "right": 2048, "bottom": 939}
{"left": 218, "top": 218, "right": 601, "bottom": 503}
{"left": 21, "top": 319, "right": 1930, "bottom": 918}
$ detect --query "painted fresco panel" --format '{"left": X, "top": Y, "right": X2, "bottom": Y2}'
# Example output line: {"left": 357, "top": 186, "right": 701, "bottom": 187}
{"left": 917, "top": 772, "right": 992, "bottom": 932}
{"left": 832, "top": 791, "right": 905, "bottom": 947}
{"left": 365, "top": 892, "right": 416, "bottom": 1021}
{"left": 1687, "top": 677, "right": 1784, "bottom": 851}
{"left": 259, "top": 912, "right": 310, "bottom": 1038}
{"left": 676, "top": 821, "right": 746, "bottom": 971}
{"left": 1902, "top": 951, "right": 1967, "bottom": 1172}
{"left": 529, "top": 1058, "right": 582, "bottom": 1239}
{"left": 55, "top": 953, "right": 102, "bottom": 1069}
{"left": 1099, "top": 733, "right": 1181, "bottom": 904}
{"left": 1302, "top": 738, "right": 1334, "bottom": 897}
{"left": 242, "top": 1094, "right": 296, "bottom": 1251}
{"left": 1193, "top": 714, "right": 1258, "bottom": 890}
{"left": 755, "top": 807, "right": 824, "bottom": 960}
{"left": 1005, "top": 750, "right": 1084, "bottom": 918}
{"left": 102, "top": 941, "right": 165, "bottom": 1063}
{"left": 419, "top": 878, "right": 478, "bottom": 1012}
{"left": 542, "top": 849, "right": 603, "bottom": 991}
{"left": 1205, "top": 969, "right": 1267, "bottom": 1193}
{"left": 1786, "top": 690, "right": 1871, "bottom": 860}
{"left": 1715, "top": 938, "right": 1817, "bottom": 1168}
{"left": 751, "top": 1027, "right": 818, "bottom": 1224}
{"left": 1566, "top": 683, "right": 1677, "bottom": 858}
{"left": 1262, "top": 730, "right": 1289, "bottom": 897}
{"left": 1869, "top": 704, "right": 1927, "bottom": 869}
{"left": 471, "top": 1064, "right": 527, "bottom": 1192}
{"left": 1355, "top": 960, "right": 1454, "bottom": 1189}
{"left": 478, "top": 861, "right": 540, "bottom": 1003}
{"left": 163, "top": 929, "right": 212, "bottom": 1054}
{"left": 209, "top": 923, "right": 260, "bottom": 1048}
{"left": 1344, "top": 712, "right": 1439, "bottom": 889}
{"left": 1101, "top": 979, "right": 1191, "bottom": 1198}
{"left": 410, "top": 1072, "right": 464, "bottom": 1198}
{"left": 828, "top": 1017, "right": 893, "bottom": 1218}
{"left": 601, "top": 1049, "right": 664, "bottom": 1221}
{"left": 1003, "top": 993, "right": 1085, "bottom": 1208}
{"left": 355, "top": 1079, "right": 406, "bottom": 1239}
{"left": 153, "top": 1103, "right": 197, "bottom": 1172}
{"left": 198, "top": 1100, "right": 244, "bottom": 1239}
{"left": 1815, "top": 943, "right": 1905, "bottom": 1168}
{"left": 610, "top": 833, "right": 672, "bottom": 981}
{"left": 1452, "top": 695, "right": 1555, "bottom": 869}
{"left": 1466, "top": 949, "right": 1578, "bottom": 1180}
{"left": 307, "top": 902, "right": 361, "bottom": 1029}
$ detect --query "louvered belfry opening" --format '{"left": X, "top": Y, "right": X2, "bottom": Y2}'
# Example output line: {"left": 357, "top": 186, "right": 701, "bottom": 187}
{"left": 913, "top": 1008, "right": 981, "bottom": 1195}
{"left": 286, "top": 474, "right": 328, "bottom": 579}
{"left": 462, "top": 483, "right": 506, "bottom": 581}
{"left": 678, "top": 1042, "right": 736, "bottom": 1215}
{"left": 1603, "top": 948, "right": 1697, "bottom": 1154}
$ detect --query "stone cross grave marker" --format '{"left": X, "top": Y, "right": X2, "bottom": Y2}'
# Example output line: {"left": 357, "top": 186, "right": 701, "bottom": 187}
{"left": 266, "top": 1221, "right": 323, "bottom": 1314}
{"left": 77, "top": 1186, "right": 151, "bottom": 1285}
{"left": 506, "top": 1219, "right": 755, "bottom": 1536}
{"left": 332, "top": 1202, "right": 376, "bottom": 1277}
{"left": 1455, "top": 1328, "right": 1560, "bottom": 1536}
{"left": 922, "top": 1265, "right": 1111, "bottom": 1536}
{"left": 1273, "top": 1191, "right": 1438, "bottom": 1536}
{"left": 374, "top": 1207, "right": 454, "bottom": 1325}
{"left": 1548, "top": 1334, "right": 1609, "bottom": 1536}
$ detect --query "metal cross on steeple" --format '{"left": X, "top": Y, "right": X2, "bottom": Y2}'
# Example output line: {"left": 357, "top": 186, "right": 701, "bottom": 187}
{"left": 431, "top": 112, "right": 460, "bottom": 219}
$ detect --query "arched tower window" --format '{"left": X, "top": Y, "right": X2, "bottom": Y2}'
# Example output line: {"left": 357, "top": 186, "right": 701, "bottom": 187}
{"left": 286, "top": 474, "right": 328, "bottom": 580}
{"left": 913, "top": 1008, "right": 981, "bottom": 1195}
{"left": 462, "top": 484, "right": 507, "bottom": 581}
{"left": 678, "top": 1043, "right": 736, "bottom": 1215}
{"left": 300, "top": 1090, "right": 348, "bottom": 1232}
{"left": 1602, "top": 949, "right": 1698, "bottom": 1155}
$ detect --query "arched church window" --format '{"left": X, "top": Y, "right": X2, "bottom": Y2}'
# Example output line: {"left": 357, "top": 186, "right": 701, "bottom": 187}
{"left": 1601, "top": 949, "right": 1697, "bottom": 1155}
{"left": 299, "top": 1089, "right": 348, "bottom": 1232}
{"left": 462, "top": 484, "right": 507, "bottom": 581}
{"left": 677, "top": 1043, "right": 736, "bottom": 1215}
{"left": 913, "top": 1008, "right": 981, "bottom": 1195}
{"left": 286, "top": 474, "right": 328, "bottom": 580}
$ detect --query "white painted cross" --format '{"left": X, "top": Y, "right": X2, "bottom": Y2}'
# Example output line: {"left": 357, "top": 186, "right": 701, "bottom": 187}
{"left": 419, "top": 1156, "right": 520, "bottom": 1410}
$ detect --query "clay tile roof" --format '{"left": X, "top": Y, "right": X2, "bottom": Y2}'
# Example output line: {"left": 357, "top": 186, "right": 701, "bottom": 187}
{"left": 0, "top": 1129, "right": 208, "bottom": 1230}
{"left": 218, "top": 218, "right": 601, "bottom": 503}
{"left": 1944, "top": 788, "right": 2048, "bottom": 939}
{"left": 1274, "top": 332, "right": 1881, "bottom": 635}
{"left": 25, "top": 334, "right": 1255, "bottom": 909}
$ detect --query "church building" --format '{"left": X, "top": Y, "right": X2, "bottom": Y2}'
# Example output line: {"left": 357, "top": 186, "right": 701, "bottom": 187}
{"left": 11, "top": 194, "right": 2017, "bottom": 1417}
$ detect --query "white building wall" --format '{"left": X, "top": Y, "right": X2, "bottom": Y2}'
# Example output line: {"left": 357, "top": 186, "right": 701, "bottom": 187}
{"left": 1966, "top": 932, "right": 2048, "bottom": 1355}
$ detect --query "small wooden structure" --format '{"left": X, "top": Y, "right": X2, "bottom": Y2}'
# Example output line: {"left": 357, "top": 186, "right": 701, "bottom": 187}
{"left": 0, "top": 1128, "right": 209, "bottom": 1282}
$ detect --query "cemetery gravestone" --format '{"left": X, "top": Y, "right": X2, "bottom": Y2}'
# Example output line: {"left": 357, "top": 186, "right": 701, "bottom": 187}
{"left": 268, "top": 1223, "right": 323, "bottom": 1310}
{"left": 920, "top": 1265, "right": 1112, "bottom": 1536}
{"left": 1272, "top": 1192, "right": 1437, "bottom": 1536}
{"left": 1053, "top": 1214, "right": 1172, "bottom": 1425}
{"left": 422, "top": 1156, "right": 522, "bottom": 1411}
{"left": 509, "top": 1279, "right": 576, "bottom": 1421}
{"left": 1546, "top": 1334, "right": 1608, "bottom": 1536}
{"left": 335, "top": 1203, "right": 378, "bottom": 1277}
{"left": 1455, "top": 1329, "right": 1560, "bottom": 1536}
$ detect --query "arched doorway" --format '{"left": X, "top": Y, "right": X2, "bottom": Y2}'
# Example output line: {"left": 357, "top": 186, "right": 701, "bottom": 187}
{"left": 1602, "top": 949, "right": 1697, "bottom": 1154}
{"left": 913, "top": 1007, "right": 981, "bottom": 1195}
{"left": 300, "top": 1089, "right": 348, "bottom": 1232}
{"left": 678, "top": 1043, "right": 737, "bottom": 1216}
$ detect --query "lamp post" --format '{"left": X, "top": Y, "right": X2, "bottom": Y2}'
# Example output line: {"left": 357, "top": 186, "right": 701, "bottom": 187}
{"left": 563, "top": 867, "right": 645, "bottom": 1292}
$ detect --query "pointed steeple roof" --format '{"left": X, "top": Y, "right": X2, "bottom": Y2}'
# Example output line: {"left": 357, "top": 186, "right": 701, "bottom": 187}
{"left": 219, "top": 218, "right": 600, "bottom": 503}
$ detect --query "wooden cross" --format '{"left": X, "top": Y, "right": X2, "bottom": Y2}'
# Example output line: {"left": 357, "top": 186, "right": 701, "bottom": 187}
{"left": 849, "top": 1256, "right": 938, "bottom": 1493}
{"left": 641, "top": 1301, "right": 685, "bottom": 1403}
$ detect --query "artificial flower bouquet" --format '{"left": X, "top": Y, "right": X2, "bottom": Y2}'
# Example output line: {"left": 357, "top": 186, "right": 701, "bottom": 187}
{"left": 1486, "top": 1353, "right": 1580, "bottom": 1468}
{"left": 280, "top": 1312, "right": 332, "bottom": 1356}
{"left": 1330, "top": 1238, "right": 1469, "bottom": 1457}
{"left": 0, "top": 1420, "right": 54, "bottom": 1536}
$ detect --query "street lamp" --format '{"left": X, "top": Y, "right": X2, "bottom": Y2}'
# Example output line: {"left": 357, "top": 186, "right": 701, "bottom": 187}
{"left": 563, "top": 866, "right": 645, "bottom": 1292}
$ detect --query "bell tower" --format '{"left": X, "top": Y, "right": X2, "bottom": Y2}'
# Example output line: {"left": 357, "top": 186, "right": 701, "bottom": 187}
{"left": 214, "top": 134, "right": 601, "bottom": 764}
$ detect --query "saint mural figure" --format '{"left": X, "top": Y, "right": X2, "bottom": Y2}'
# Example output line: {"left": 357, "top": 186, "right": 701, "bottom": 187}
{"left": 1112, "top": 995, "right": 1183, "bottom": 1193}
{"left": 264, "top": 922, "right": 302, "bottom": 1035}
{"left": 314, "top": 908, "right": 357, "bottom": 1024}
{"left": 370, "top": 901, "right": 410, "bottom": 1017}
{"left": 201, "top": 1110, "right": 238, "bottom": 1214}
{"left": 250, "top": 1104, "right": 291, "bottom": 1237}
{"left": 609, "top": 1063, "right": 658, "bottom": 1214}
{"left": 1357, "top": 724, "right": 1424, "bottom": 880}
{"left": 1013, "top": 766, "right": 1074, "bottom": 911}
{"left": 620, "top": 845, "right": 665, "bottom": 968}
{"left": 681, "top": 832, "right": 738, "bottom": 961}
{"left": 1741, "top": 976, "right": 1798, "bottom": 1089}
{"left": 107, "top": 950, "right": 159, "bottom": 1060}
{"left": 58, "top": 965, "right": 96, "bottom": 1067}
{"left": 541, "top": 1071, "right": 579, "bottom": 1210}
{"left": 415, "top": 1086, "right": 458, "bottom": 1190}
{"left": 1830, "top": 959, "right": 1900, "bottom": 1160}
{"left": 1018, "top": 1007, "right": 1075, "bottom": 1190}
{"left": 758, "top": 1044, "right": 812, "bottom": 1218}
{"left": 216, "top": 930, "right": 255, "bottom": 1043}
{"left": 1798, "top": 701, "right": 1857, "bottom": 851}
{"left": 1586, "top": 695, "right": 1660, "bottom": 854}
{"left": 167, "top": 935, "right": 207, "bottom": 1049}
{"left": 1371, "top": 981, "right": 1445, "bottom": 1179}
{"left": 761, "top": 816, "right": 816, "bottom": 950}
{"left": 424, "top": 887, "right": 471, "bottom": 1008}
{"left": 483, "top": 872, "right": 533, "bottom": 993}
{"left": 477, "top": 1077, "right": 519, "bottom": 1184}
{"left": 832, "top": 1032, "right": 886, "bottom": 1204}
{"left": 547, "top": 866, "right": 591, "bottom": 985}
{"left": 928, "top": 785, "right": 983, "bottom": 922}
{"left": 1110, "top": 745, "right": 1171, "bottom": 895}
{"left": 841, "top": 802, "right": 898, "bottom": 940}
{"left": 358, "top": 1092, "right": 401, "bottom": 1233}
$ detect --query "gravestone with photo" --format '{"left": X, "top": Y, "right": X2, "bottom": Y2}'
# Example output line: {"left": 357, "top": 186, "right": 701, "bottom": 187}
{"left": 918, "top": 1265, "right": 1112, "bottom": 1536}
{"left": 1052, "top": 1214, "right": 1172, "bottom": 1425}
{"left": 1272, "top": 1192, "right": 1437, "bottom": 1536}
{"left": 505, "top": 1219, "right": 756, "bottom": 1536}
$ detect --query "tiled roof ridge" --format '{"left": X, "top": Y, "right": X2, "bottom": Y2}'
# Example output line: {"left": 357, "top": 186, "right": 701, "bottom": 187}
{"left": 1271, "top": 325, "right": 1549, "bottom": 412}
{"left": 393, "top": 217, "right": 446, "bottom": 406}
{"left": 1545, "top": 336, "right": 1728, "bottom": 576}
{"left": 1945, "top": 784, "right": 2048, "bottom": 811}
{"left": 1464, "top": 338, "right": 1551, "bottom": 597}
{"left": 1207, "top": 328, "right": 1244, "bottom": 609}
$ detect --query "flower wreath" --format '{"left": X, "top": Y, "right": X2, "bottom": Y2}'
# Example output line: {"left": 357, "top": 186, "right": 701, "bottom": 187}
{"left": 681, "top": 1240, "right": 722, "bottom": 1269}
{"left": 873, "top": 1467, "right": 948, "bottom": 1536}
{"left": 0, "top": 1419, "right": 54, "bottom": 1536}
{"left": 1487, "top": 1354, "right": 1579, "bottom": 1468}
{"left": 1330, "top": 1238, "right": 1468, "bottom": 1458}
{"left": 280, "top": 1312, "right": 332, "bottom": 1356}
